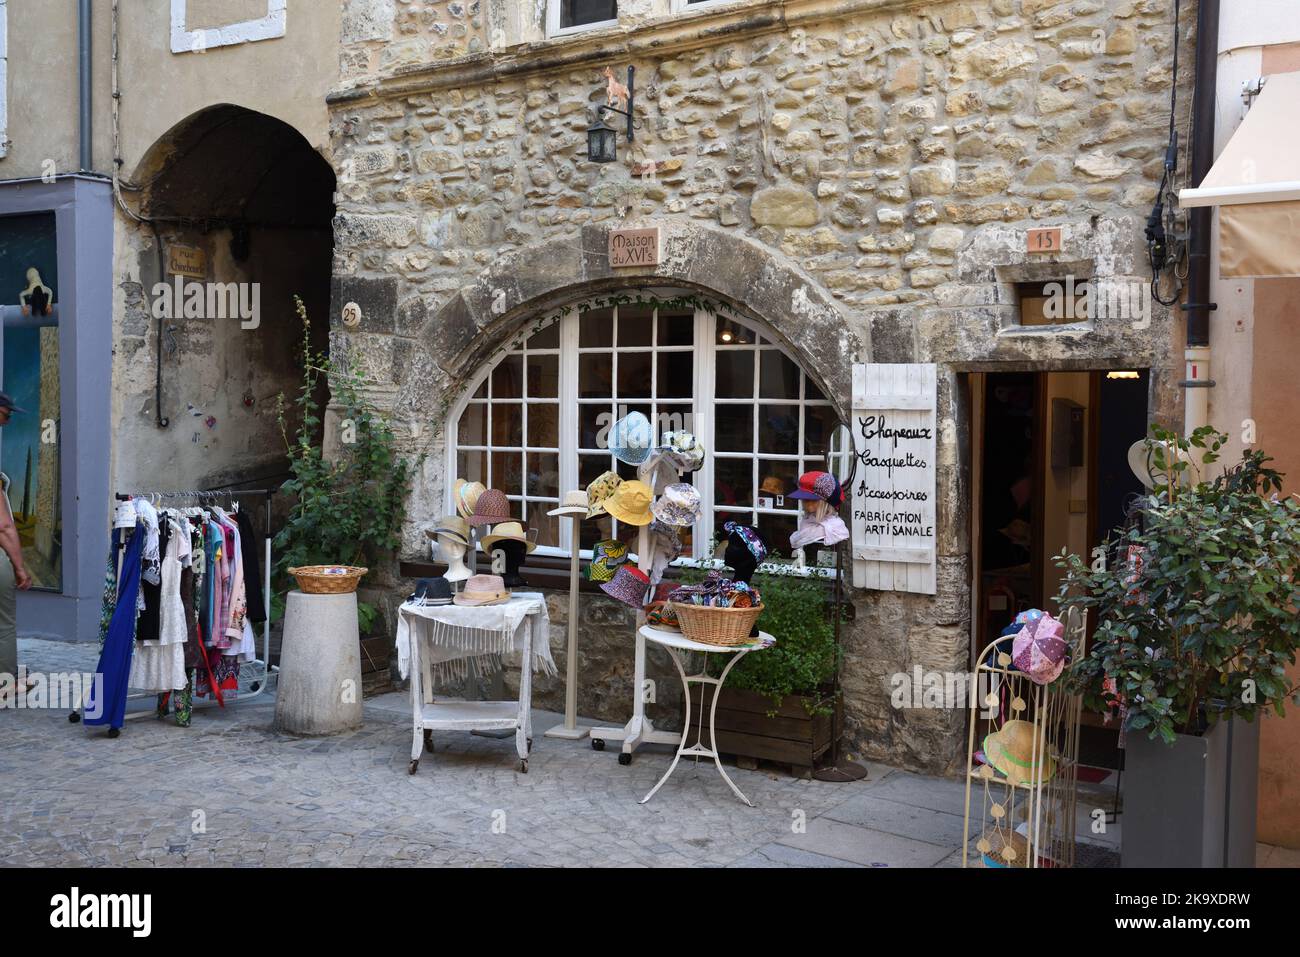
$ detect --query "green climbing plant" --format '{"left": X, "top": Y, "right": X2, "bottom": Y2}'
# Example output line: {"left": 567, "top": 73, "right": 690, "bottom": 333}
{"left": 272, "top": 296, "right": 422, "bottom": 634}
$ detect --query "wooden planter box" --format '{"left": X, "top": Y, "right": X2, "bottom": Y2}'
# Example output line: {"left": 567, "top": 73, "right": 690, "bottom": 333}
{"left": 360, "top": 635, "right": 393, "bottom": 697}
{"left": 682, "top": 686, "right": 834, "bottom": 777}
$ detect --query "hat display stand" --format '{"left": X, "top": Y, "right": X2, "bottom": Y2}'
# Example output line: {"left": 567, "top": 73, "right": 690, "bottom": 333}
{"left": 437, "top": 535, "right": 473, "bottom": 583}
{"left": 588, "top": 455, "right": 687, "bottom": 764}
{"left": 545, "top": 504, "right": 592, "bottom": 742}
{"left": 962, "top": 607, "right": 1086, "bottom": 868}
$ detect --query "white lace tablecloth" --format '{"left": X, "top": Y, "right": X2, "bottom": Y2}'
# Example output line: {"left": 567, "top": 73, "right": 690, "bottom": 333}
{"left": 396, "top": 593, "right": 556, "bottom": 685}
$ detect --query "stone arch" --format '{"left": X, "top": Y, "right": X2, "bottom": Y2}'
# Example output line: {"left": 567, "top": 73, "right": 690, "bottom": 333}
{"left": 418, "top": 221, "right": 864, "bottom": 425}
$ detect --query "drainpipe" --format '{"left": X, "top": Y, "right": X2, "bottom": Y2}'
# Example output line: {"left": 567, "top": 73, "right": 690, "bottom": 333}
{"left": 78, "top": 0, "right": 93, "bottom": 172}
{"left": 1182, "top": 0, "right": 1220, "bottom": 435}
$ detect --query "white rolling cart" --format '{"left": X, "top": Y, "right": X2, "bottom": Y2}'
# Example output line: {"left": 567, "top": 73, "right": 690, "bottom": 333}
{"left": 638, "top": 626, "right": 774, "bottom": 806}
{"left": 396, "top": 593, "right": 556, "bottom": 774}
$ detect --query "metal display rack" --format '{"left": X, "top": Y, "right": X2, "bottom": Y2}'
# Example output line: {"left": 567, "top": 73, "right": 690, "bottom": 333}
{"left": 69, "top": 488, "right": 277, "bottom": 734}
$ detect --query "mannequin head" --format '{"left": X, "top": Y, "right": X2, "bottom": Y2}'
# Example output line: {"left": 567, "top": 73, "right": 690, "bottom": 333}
{"left": 721, "top": 523, "right": 769, "bottom": 584}
{"left": 438, "top": 534, "right": 472, "bottom": 582}
{"left": 493, "top": 540, "right": 529, "bottom": 587}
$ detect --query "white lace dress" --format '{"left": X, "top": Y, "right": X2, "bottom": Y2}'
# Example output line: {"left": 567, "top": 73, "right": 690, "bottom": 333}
{"left": 128, "top": 516, "right": 191, "bottom": 692}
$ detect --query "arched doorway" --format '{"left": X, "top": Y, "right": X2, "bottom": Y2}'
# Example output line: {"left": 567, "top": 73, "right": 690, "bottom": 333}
{"left": 118, "top": 104, "right": 335, "bottom": 491}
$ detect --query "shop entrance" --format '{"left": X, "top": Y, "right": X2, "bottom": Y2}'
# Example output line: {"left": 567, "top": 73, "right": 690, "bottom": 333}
{"left": 969, "top": 369, "right": 1150, "bottom": 764}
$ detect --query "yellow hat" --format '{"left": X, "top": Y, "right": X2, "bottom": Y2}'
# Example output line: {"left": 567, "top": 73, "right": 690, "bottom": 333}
{"left": 602, "top": 480, "right": 655, "bottom": 526}
{"left": 982, "top": 719, "right": 1056, "bottom": 787}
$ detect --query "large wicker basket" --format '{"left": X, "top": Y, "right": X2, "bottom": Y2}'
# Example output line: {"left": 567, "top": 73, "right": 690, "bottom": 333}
{"left": 288, "top": 565, "right": 368, "bottom": 595}
{"left": 670, "top": 602, "right": 764, "bottom": 647}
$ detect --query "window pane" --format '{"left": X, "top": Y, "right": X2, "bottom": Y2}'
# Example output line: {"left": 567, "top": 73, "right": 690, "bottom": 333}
{"left": 578, "top": 403, "right": 610, "bottom": 450}
{"left": 457, "top": 449, "right": 487, "bottom": 485}
{"left": 527, "top": 354, "right": 559, "bottom": 397}
{"left": 659, "top": 351, "right": 693, "bottom": 398}
{"left": 717, "top": 317, "right": 753, "bottom": 345}
{"left": 759, "top": 349, "right": 800, "bottom": 399}
{"left": 758, "top": 404, "right": 799, "bottom": 454}
{"left": 757, "top": 512, "right": 799, "bottom": 559}
{"left": 579, "top": 353, "right": 614, "bottom": 398}
{"left": 527, "top": 452, "right": 561, "bottom": 498}
{"left": 579, "top": 454, "right": 612, "bottom": 486}
{"left": 617, "top": 351, "right": 653, "bottom": 398}
{"left": 579, "top": 307, "right": 613, "bottom": 348}
{"left": 715, "top": 405, "right": 752, "bottom": 452}
{"left": 561, "top": 0, "right": 616, "bottom": 28}
{"left": 658, "top": 309, "right": 694, "bottom": 346}
{"left": 655, "top": 404, "right": 693, "bottom": 442}
{"left": 757, "top": 460, "right": 798, "bottom": 506}
{"left": 529, "top": 320, "right": 560, "bottom": 350}
{"left": 528, "top": 403, "right": 559, "bottom": 448}
{"left": 458, "top": 403, "right": 487, "bottom": 446}
{"left": 491, "top": 451, "right": 523, "bottom": 497}
{"left": 714, "top": 459, "right": 753, "bottom": 509}
{"left": 716, "top": 350, "right": 754, "bottom": 398}
{"left": 524, "top": 503, "right": 560, "bottom": 549}
{"left": 806, "top": 376, "right": 826, "bottom": 402}
{"left": 492, "top": 354, "right": 523, "bottom": 399}
{"left": 804, "top": 405, "right": 838, "bottom": 456}
{"left": 490, "top": 402, "right": 522, "bottom": 447}
{"left": 471, "top": 378, "right": 487, "bottom": 399}
{"left": 618, "top": 305, "right": 654, "bottom": 347}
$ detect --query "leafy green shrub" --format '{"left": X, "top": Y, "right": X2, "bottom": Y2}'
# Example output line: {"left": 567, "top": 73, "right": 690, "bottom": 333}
{"left": 1056, "top": 425, "right": 1300, "bottom": 744}
{"left": 272, "top": 296, "right": 421, "bottom": 634}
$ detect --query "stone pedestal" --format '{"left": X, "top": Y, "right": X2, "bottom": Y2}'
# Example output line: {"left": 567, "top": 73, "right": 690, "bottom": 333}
{"left": 274, "top": 590, "right": 362, "bottom": 736}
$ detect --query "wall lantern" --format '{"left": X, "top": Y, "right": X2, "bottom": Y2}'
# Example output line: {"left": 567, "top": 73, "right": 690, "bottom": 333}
{"left": 587, "top": 65, "right": 635, "bottom": 163}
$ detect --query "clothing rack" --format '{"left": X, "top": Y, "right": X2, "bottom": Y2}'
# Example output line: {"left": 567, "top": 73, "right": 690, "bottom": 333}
{"left": 70, "top": 488, "right": 277, "bottom": 731}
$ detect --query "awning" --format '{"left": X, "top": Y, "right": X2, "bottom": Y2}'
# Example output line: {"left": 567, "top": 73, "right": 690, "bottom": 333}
{"left": 1180, "top": 70, "right": 1300, "bottom": 278}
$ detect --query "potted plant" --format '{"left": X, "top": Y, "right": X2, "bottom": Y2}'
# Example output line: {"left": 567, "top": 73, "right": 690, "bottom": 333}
{"left": 1055, "top": 425, "right": 1300, "bottom": 867}
{"left": 681, "top": 565, "right": 841, "bottom": 777}
{"left": 273, "top": 296, "right": 420, "bottom": 692}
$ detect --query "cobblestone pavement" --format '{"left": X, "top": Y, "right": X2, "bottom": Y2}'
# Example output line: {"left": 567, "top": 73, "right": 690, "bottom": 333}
{"left": 2, "top": 639, "right": 1121, "bottom": 868}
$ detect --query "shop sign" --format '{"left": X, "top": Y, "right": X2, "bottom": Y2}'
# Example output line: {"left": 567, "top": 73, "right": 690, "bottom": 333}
{"left": 850, "top": 363, "right": 937, "bottom": 595}
{"left": 167, "top": 244, "right": 207, "bottom": 279}
{"left": 609, "top": 227, "right": 660, "bottom": 267}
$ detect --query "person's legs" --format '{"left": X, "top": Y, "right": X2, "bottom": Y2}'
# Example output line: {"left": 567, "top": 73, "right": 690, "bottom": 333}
{"left": 0, "top": 552, "right": 17, "bottom": 682}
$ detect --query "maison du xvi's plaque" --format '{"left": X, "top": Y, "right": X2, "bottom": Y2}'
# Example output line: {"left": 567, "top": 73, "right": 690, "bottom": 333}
{"left": 609, "top": 228, "right": 661, "bottom": 268}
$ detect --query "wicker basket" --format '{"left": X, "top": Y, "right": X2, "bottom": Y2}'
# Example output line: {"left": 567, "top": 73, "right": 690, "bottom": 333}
{"left": 670, "top": 602, "right": 764, "bottom": 647}
{"left": 288, "top": 565, "right": 368, "bottom": 595}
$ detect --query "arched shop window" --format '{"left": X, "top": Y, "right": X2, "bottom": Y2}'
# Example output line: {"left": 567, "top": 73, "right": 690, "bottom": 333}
{"left": 448, "top": 296, "right": 850, "bottom": 566}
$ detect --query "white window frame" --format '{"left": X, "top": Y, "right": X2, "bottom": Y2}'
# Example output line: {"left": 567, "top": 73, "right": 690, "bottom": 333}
{"left": 0, "top": 0, "right": 8, "bottom": 159}
{"left": 547, "top": 0, "right": 619, "bottom": 39}
{"left": 170, "top": 0, "right": 286, "bottom": 55}
{"left": 445, "top": 298, "right": 848, "bottom": 571}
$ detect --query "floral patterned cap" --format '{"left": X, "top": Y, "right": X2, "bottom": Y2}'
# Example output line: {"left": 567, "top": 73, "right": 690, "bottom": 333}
{"left": 658, "top": 430, "right": 705, "bottom": 472}
{"left": 723, "top": 521, "right": 769, "bottom": 563}
{"left": 651, "top": 483, "right": 702, "bottom": 527}
{"left": 585, "top": 471, "right": 623, "bottom": 519}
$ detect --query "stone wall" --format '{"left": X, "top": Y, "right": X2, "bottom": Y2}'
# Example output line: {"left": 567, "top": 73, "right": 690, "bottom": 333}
{"left": 329, "top": 0, "right": 1193, "bottom": 772}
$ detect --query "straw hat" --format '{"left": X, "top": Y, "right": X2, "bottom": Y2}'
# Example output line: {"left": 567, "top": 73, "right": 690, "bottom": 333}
{"left": 479, "top": 521, "right": 537, "bottom": 554}
{"left": 468, "top": 488, "right": 514, "bottom": 527}
{"left": 760, "top": 475, "right": 787, "bottom": 497}
{"left": 547, "top": 490, "right": 589, "bottom": 517}
{"left": 982, "top": 720, "right": 1057, "bottom": 787}
{"left": 1126, "top": 439, "right": 1201, "bottom": 490}
{"left": 602, "top": 480, "right": 655, "bottom": 526}
{"left": 585, "top": 470, "right": 623, "bottom": 519}
{"left": 453, "top": 574, "right": 511, "bottom": 607}
{"left": 981, "top": 829, "right": 1031, "bottom": 868}
{"left": 425, "top": 514, "right": 471, "bottom": 546}
{"left": 454, "top": 479, "right": 486, "bottom": 520}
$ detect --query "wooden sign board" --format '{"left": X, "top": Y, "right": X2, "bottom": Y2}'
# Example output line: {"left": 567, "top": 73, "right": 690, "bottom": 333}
{"left": 167, "top": 244, "right": 207, "bottom": 279}
{"left": 850, "top": 363, "right": 938, "bottom": 595}
{"left": 1026, "top": 227, "right": 1062, "bottom": 253}
{"left": 609, "top": 227, "right": 660, "bottom": 268}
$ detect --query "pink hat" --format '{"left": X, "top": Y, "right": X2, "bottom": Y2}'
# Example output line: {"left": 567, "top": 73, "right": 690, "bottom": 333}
{"left": 1012, "top": 613, "right": 1068, "bottom": 685}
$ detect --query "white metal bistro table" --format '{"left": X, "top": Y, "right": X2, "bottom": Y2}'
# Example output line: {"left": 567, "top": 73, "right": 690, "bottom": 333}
{"left": 638, "top": 626, "right": 775, "bottom": 807}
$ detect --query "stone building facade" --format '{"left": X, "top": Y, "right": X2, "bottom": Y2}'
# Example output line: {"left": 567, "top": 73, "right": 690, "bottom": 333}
{"left": 327, "top": 0, "right": 1189, "bottom": 771}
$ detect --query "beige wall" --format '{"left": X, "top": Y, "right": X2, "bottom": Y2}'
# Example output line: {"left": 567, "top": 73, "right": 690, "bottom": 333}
{"left": 0, "top": 0, "right": 339, "bottom": 182}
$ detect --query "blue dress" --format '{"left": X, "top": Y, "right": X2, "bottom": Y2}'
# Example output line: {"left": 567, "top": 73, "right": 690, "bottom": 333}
{"left": 85, "top": 524, "right": 143, "bottom": 729}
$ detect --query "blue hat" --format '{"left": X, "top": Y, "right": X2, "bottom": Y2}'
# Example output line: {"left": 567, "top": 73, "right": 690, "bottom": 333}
{"left": 609, "top": 412, "right": 653, "bottom": 466}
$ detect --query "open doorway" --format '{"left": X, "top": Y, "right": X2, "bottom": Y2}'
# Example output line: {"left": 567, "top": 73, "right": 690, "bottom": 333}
{"left": 970, "top": 369, "right": 1150, "bottom": 766}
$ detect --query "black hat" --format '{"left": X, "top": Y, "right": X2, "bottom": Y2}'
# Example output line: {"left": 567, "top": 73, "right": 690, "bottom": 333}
{"left": 409, "top": 577, "right": 452, "bottom": 605}
{"left": 0, "top": 392, "right": 27, "bottom": 414}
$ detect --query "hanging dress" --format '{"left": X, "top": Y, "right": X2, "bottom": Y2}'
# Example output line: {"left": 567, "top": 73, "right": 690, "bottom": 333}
{"left": 85, "top": 525, "right": 144, "bottom": 730}
{"left": 129, "top": 514, "right": 189, "bottom": 693}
